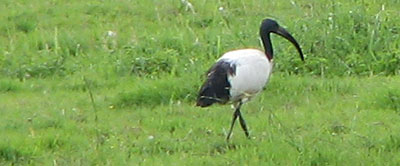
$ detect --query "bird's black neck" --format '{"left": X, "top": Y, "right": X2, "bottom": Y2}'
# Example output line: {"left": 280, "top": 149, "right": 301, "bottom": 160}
{"left": 261, "top": 33, "right": 273, "bottom": 61}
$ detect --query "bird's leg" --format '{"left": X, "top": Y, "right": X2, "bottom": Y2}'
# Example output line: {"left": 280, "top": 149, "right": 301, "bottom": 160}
{"left": 237, "top": 109, "right": 250, "bottom": 139}
{"left": 226, "top": 108, "right": 239, "bottom": 141}
{"left": 227, "top": 102, "right": 246, "bottom": 141}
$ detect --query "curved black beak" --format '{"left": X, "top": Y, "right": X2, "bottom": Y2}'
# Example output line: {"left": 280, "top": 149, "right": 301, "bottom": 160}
{"left": 274, "top": 27, "right": 304, "bottom": 61}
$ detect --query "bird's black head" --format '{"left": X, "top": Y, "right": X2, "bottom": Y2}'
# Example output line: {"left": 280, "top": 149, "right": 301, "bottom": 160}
{"left": 259, "top": 18, "right": 304, "bottom": 61}
{"left": 260, "top": 19, "right": 280, "bottom": 34}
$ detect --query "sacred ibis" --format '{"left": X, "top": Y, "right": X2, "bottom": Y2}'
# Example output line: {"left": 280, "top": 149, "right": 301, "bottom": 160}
{"left": 196, "top": 19, "right": 304, "bottom": 140}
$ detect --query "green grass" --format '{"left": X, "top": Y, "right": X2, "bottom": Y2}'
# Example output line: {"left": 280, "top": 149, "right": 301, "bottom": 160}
{"left": 1, "top": 0, "right": 399, "bottom": 79}
{"left": 1, "top": 75, "right": 400, "bottom": 165}
{"left": 1, "top": 0, "right": 400, "bottom": 165}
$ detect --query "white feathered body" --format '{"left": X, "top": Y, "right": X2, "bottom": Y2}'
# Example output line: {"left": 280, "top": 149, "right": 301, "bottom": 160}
{"left": 218, "top": 49, "right": 273, "bottom": 102}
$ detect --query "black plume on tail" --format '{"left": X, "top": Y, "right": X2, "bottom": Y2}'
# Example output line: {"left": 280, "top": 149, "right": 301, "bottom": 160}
{"left": 196, "top": 60, "right": 235, "bottom": 107}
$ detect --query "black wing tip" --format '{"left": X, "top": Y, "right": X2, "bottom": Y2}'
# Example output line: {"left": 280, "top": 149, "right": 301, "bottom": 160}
{"left": 196, "top": 102, "right": 211, "bottom": 108}
{"left": 196, "top": 97, "right": 215, "bottom": 107}
{"left": 196, "top": 60, "right": 234, "bottom": 108}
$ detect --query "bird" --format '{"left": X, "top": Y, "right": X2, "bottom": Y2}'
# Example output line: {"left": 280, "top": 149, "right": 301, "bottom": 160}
{"left": 196, "top": 18, "right": 304, "bottom": 141}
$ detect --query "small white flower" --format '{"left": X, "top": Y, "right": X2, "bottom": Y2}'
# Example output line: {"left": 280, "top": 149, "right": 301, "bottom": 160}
{"left": 106, "top": 30, "right": 117, "bottom": 37}
{"left": 218, "top": 7, "right": 224, "bottom": 11}
{"left": 328, "top": 12, "right": 334, "bottom": 21}
{"left": 148, "top": 135, "right": 154, "bottom": 140}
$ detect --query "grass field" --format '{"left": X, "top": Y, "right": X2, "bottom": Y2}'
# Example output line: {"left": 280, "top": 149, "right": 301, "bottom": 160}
{"left": 1, "top": 0, "right": 400, "bottom": 165}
